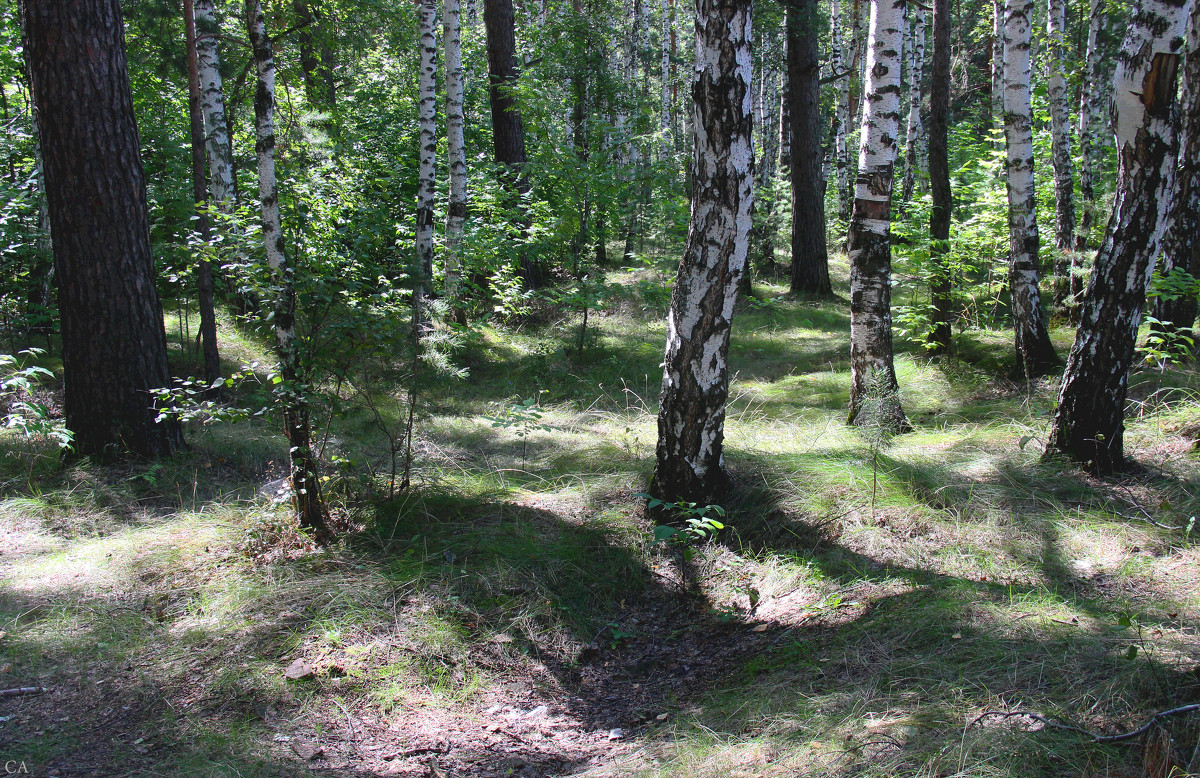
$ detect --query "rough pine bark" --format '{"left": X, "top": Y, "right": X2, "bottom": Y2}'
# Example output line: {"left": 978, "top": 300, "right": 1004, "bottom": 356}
{"left": 900, "top": 4, "right": 924, "bottom": 204}
{"left": 184, "top": 0, "right": 221, "bottom": 384}
{"left": 846, "top": 0, "right": 910, "bottom": 431}
{"left": 928, "top": 0, "right": 952, "bottom": 354}
{"left": 445, "top": 0, "right": 467, "bottom": 321}
{"left": 484, "top": 0, "right": 538, "bottom": 287}
{"left": 1150, "top": 0, "right": 1200, "bottom": 353}
{"left": 246, "top": 0, "right": 333, "bottom": 543}
{"left": 650, "top": 0, "right": 752, "bottom": 508}
{"left": 21, "top": 0, "right": 183, "bottom": 459}
{"left": 416, "top": 0, "right": 437, "bottom": 313}
{"left": 1001, "top": 0, "right": 1057, "bottom": 378}
{"left": 787, "top": 0, "right": 831, "bottom": 295}
{"left": 1044, "top": 0, "right": 1189, "bottom": 473}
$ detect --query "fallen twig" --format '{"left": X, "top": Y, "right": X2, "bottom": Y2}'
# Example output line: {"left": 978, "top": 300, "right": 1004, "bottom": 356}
{"left": 400, "top": 741, "right": 451, "bottom": 758}
{"left": 0, "top": 687, "right": 45, "bottom": 698}
{"left": 973, "top": 704, "right": 1200, "bottom": 743}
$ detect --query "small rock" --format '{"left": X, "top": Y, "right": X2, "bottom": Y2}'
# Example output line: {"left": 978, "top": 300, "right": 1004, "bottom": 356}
{"left": 656, "top": 712, "right": 669, "bottom": 721}
{"left": 291, "top": 741, "right": 324, "bottom": 761}
{"left": 524, "top": 705, "right": 549, "bottom": 718}
{"left": 607, "top": 728, "right": 625, "bottom": 740}
{"left": 284, "top": 659, "right": 314, "bottom": 680}
{"left": 485, "top": 704, "right": 504, "bottom": 715}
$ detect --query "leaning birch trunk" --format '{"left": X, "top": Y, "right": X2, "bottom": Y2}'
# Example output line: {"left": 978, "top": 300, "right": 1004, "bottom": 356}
{"left": 195, "top": 0, "right": 234, "bottom": 207}
{"left": 846, "top": 0, "right": 909, "bottom": 431}
{"left": 649, "top": 0, "right": 752, "bottom": 508}
{"left": 832, "top": 0, "right": 851, "bottom": 221}
{"left": 416, "top": 0, "right": 437, "bottom": 324}
{"left": 1074, "top": 0, "right": 1103, "bottom": 257}
{"left": 445, "top": 0, "right": 467, "bottom": 322}
{"left": 928, "top": 0, "right": 953, "bottom": 353}
{"left": 1044, "top": 0, "right": 1189, "bottom": 474}
{"left": 245, "top": 0, "right": 333, "bottom": 544}
{"left": 1150, "top": 0, "right": 1200, "bottom": 354}
{"left": 1046, "top": 0, "right": 1075, "bottom": 253}
{"left": 901, "top": 4, "right": 925, "bottom": 204}
{"left": 1001, "top": 0, "right": 1057, "bottom": 378}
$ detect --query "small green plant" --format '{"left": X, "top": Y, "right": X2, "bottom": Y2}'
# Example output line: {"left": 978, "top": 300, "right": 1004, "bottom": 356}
{"left": 635, "top": 494, "right": 727, "bottom": 561}
{"left": 853, "top": 371, "right": 899, "bottom": 519}
{"left": 0, "top": 348, "right": 72, "bottom": 451}
{"left": 488, "top": 391, "right": 552, "bottom": 470}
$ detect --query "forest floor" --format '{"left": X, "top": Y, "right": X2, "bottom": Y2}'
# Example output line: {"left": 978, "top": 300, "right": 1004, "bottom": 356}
{"left": 4, "top": 257, "right": 1200, "bottom": 777}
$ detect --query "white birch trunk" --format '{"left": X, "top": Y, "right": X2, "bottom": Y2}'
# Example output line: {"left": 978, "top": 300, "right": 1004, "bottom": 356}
{"left": 832, "top": 0, "right": 851, "bottom": 220}
{"left": 445, "top": 0, "right": 467, "bottom": 315}
{"left": 650, "top": 0, "right": 752, "bottom": 506}
{"left": 195, "top": 0, "right": 234, "bottom": 208}
{"left": 991, "top": 0, "right": 1003, "bottom": 138}
{"left": 1001, "top": 0, "right": 1057, "bottom": 377}
{"left": 1075, "top": 0, "right": 1103, "bottom": 253}
{"left": 1046, "top": 0, "right": 1192, "bottom": 472}
{"left": 847, "top": 0, "right": 908, "bottom": 430}
{"left": 661, "top": 0, "right": 671, "bottom": 132}
{"left": 416, "top": 0, "right": 438, "bottom": 303}
{"left": 1046, "top": 0, "right": 1075, "bottom": 251}
{"left": 901, "top": 4, "right": 925, "bottom": 203}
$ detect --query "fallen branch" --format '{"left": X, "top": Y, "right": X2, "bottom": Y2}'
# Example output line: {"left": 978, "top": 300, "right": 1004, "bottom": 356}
{"left": 0, "top": 686, "right": 46, "bottom": 698}
{"left": 974, "top": 704, "right": 1200, "bottom": 743}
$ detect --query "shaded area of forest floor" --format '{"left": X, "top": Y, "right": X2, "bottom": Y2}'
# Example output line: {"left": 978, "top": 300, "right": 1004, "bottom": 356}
{"left": 5, "top": 268, "right": 1200, "bottom": 777}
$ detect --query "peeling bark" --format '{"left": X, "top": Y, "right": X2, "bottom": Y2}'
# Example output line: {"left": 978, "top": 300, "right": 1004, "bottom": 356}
{"left": 1045, "top": 0, "right": 1189, "bottom": 474}
{"left": 650, "top": 0, "right": 752, "bottom": 507}
{"left": 847, "top": 0, "right": 910, "bottom": 432}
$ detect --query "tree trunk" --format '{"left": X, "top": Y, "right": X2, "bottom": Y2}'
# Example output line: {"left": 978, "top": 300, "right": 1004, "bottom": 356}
{"left": 1046, "top": 0, "right": 1075, "bottom": 254}
{"left": 1001, "top": 0, "right": 1057, "bottom": 378}
{"left": 21, "top": 0, "right": 183, "bottom": 459}
{"left": 831, "top": 0, "right": 851, "bottom": 221}
{"left": 650, "top": 0, "right": 752, "bottom": 508}
{"left": 1150, "top": 0, "right": 1200, "bottom": 354}
{"left": 293, "top": 0, "right": 338, "bottom": 140}
{"left": 928, "top": 0, "right": 952, "bottom": 354}
{"left": 416, "top": 0, "right": 437, "bottom": 321}
{"left": 483, "top": 0, "right": 538, "bottom": 287}
{"left": 184, "top": 0, "right": 221, "bottom": 385}
{"left": 847, "top": 0, "right": 910, "bottom": 432}
{"left": 1044, "top": 0, "right": 1188, "bottom": 474}
{"left": 246, "top": 0, "right": 333, "bottom": 544}
{"left": 991, "top": 0, "right": 1003, "bottom": 137}
{"left": 900, "top": 4, "right": 925, "bottom": 204}
{"left": 196, "top": 0, "right": 235, "bottom": 207}
{"left": 1074, "top": 0, "right": 1102, "bottom": 259}
{"left": 788, "top": 0, "right": 831, "bottom": 296}
{"left": 445, "top": 0, "right": 467, "bottom": 323}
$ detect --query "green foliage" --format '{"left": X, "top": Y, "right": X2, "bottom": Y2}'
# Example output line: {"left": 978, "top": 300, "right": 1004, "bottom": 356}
{"left": 0, "top": 348, "right": 71, "bottom": 450}
{"left": 637, "top": 494, "right": 727, "bottom": 559}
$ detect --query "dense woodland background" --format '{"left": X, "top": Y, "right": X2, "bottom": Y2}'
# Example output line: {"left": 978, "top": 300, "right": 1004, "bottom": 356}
{"left": 3, "top": 0, "right": 1200, "bottom": 775}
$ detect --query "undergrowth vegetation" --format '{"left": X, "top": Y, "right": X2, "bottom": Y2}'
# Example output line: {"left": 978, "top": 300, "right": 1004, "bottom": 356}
{"left": 3, "top": 251, "right": 1200, "bottom": 777}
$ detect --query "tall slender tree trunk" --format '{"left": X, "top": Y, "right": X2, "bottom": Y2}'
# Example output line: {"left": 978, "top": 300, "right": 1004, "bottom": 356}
{"left": 650, "top": 0, "right": 752, "bottom": 508}
{"left": 445, "top": 0, "right": 467, "bottom": 323}
{"left": 901, "top": 4, "right": 924, "bottom": 204}
{"left": 196, "top": 0, "right": 235, "bottom": 207}
{"left": 788, "top": 0, "right": 831, "bottom": 296}
{"left": 21, "top": 0, "right": 183, "bottom": 459}
{"left": 1046, "top": 0, "right": 1075, "bottom": 252}
{"left": 832, "top": 0, "right": 852, "bottom": 220}
{"left": 1074, "top": 0, "right": 1102, "bottom": 258}
{"left": 1001, "top": 0, "right": 1057, "bottom": 378}
{"left": 847, "top": 0, "right": 910, "bottom": 431}
{"left": 1150, "top": 0, "right": 1200, "bottom": 353}
{"left": 1044, "top": 0, "right": 1189, "bottom": 474}
{"left": 928, "top": 0, "right": 952, "bottom": 354}
{"left": 246, "top": 0, "right": 333, "bottom": 544}
{"left": 484, "top": 0, "right": 538, "bottom": 287}
{"left": 416, "top": 0, "right": 437, "bottom": 318}
{"left": 991, "top": 0, "right": 1003, "bottom": 137}
{"left": 184, "top": 0, "right": 221, "bottom": 384}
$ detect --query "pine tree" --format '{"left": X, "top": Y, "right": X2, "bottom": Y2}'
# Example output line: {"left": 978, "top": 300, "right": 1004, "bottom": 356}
{"left": 928, "top": 0, "right": 952, "bottom": 354}
{"left": 787, "top": 0, "right": 831, "bottom": 295}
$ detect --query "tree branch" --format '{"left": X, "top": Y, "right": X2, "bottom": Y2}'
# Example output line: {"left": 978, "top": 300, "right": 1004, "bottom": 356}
{"left": 973, "top": 704, "right": 1200, "bottom": 743}
{"left": 0, "top": 686, "right": 46, "bottom": 698}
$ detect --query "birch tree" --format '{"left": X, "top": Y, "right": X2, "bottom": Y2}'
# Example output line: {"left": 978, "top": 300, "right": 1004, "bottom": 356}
{"left": 195, "top": 0, "right": 235, "bottom": 207}
{"left": 1044, "top": 0, "right": 1191, "bottom": 473}
{"left": 246, "top": 0, "right": 333, "bottom": 543}
{"left": 1001, "top": 0, "right": 1057, "bottom": 378}
{"left": 650, "top": 0, "right": 752, "bottom": 507}
{"left": 1075, "top": 0, "right": 1103, "bottom": 257}
{"left": 831, "top": 0, "right": 851, "bottom": 220}
{"left": 846, "top": 0, "right": 909, "bottom": 431}
{"left": 416, "top": 0, "right": 437, "bottom": 314}
{"left": 900, "top": 3, "right": 924, "bottom": 204}
{"left": 444, "top": 0, "right": 467, "bottom": 321}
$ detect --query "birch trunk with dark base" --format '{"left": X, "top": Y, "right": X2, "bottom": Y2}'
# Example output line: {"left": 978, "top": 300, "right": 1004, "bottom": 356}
{"left": 21, "top": 0, "right": 183, "bottom": 459}
{"left": 484, "top": 0, "right": 539, "bottom": 288}
{"left": 1001, "top": 0, "right": 1057, "bottom": 378}
{"left": 246, "top": 0, "right": 333, "bottom": 544}
{"left": 787, "top": 0, "right": 831, "bottom": 296}
{"left": 1044, "top": 0, "right": 1188, "bottom": 474}
{"left": 650, "top": 0, "right": 752, "bottom": 509}
{"left": 444, "top": 0, "right": 468, "bottom": 323}
{"left": 1150, "top": 0, "right": 1200, "bottom": 354}
{"left": 927, "top": 0, "right": 952, "bottom": 354}
{"left": 184, "top": 0, "right": 221, "bottom": 385}
{"left": 846, "top": 0, "right": 910, "bottom": 432}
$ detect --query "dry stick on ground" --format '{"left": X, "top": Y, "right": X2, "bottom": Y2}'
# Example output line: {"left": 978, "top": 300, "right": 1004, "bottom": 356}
{"left": 974, "top": 704, "right": 1200, "bottom": 743}
{"left": 0, "top": 686, "right": 46, "bottom": 697}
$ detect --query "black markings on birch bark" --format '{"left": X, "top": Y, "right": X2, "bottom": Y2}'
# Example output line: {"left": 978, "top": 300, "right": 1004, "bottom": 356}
{"left": 1001, "top": 0, "right": 1057, "bottom": 378}
{"left": 650, "top": 0, "right": 752, "bottom": 508}
{"left": 416, "top": 0, "right": 438, "bottom": 324}
{"left": 847, "top": 0, "right": 910, "bottom": 432}
{"left": 1045, "top": 0, "right": 1189, "bottom": 474}
{"left": 900, "top": 4, "right": 924, "bottom": 205}
{"left": 445, "top": 0, "right": 467, "bottom": 322}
